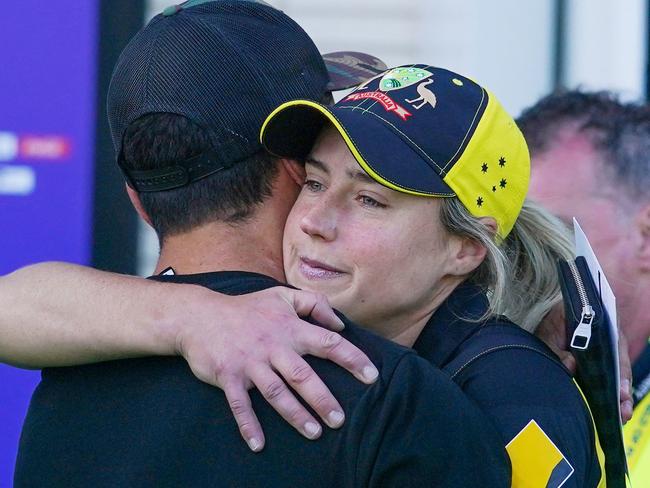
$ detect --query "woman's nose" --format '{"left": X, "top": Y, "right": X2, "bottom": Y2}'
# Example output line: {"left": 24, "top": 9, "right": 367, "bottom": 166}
{"left": 300, "top": 200, "right": 337, "bottom": 241}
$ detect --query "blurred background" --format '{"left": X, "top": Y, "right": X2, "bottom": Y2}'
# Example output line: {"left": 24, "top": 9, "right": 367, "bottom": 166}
{"left": 1, "top": 0, "right": 648, "bottom": 484}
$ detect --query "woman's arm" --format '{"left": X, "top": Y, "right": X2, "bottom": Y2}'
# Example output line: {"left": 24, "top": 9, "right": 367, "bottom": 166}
{"left": 1, "top": 262, "right": 183, "bottom": 367}
{"left": 0, "top": 262, "right": 379, "bottom": 450}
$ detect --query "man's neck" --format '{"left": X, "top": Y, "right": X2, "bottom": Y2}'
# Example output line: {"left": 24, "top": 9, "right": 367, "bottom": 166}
{"left": 149, "top": 161, "right": 302, "bottom": 282}
{"left": 153, "top": 210, "right": 286, "bottom": 282}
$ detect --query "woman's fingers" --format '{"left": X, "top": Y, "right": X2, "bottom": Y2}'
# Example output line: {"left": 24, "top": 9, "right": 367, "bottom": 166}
{"left": 620, "top": 379, "right": 634, "bottom": 424}
{"left": 618, "top": 330, "right": 634, "bottom": 423}
{"left": 295, "top": 323, "right": 379, "bottom": 384}
{"left": 176, "top": 286, "right": 380, "bottom": 446}
{"left": 272, "top": 352, "right": 345, "bottom": 429}
{"left": 283, "top": 288, "right": 344, "bottom": 331}
{"left": 247, "top": 362, "right": 323, "bottom": 441}
{"left": 222, "top": 379, "right": 265, "bottom": 452}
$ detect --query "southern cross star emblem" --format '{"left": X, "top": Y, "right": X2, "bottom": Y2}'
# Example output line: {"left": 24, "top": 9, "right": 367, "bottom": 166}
{"left": 500, "top": 178, "right": 507, "bottom": 188}
{"left": 499, "top": 156, "right": 506, "bottom": 167}
{"left": 476, "top": 196, "right": 484, "bottom": 207}
{"left": 481, "top": 162, "right": 488, "bottom": 173}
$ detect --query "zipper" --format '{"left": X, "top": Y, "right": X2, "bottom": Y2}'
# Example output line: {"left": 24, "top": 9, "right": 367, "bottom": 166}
{"left": 567, "top": 260, "right": 595, "bottom": 350}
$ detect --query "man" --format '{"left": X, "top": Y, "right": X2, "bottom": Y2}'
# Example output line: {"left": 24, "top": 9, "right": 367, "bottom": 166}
{"left": 518, "top": 89, "right": 650, "bottom": 483}
{"left": 13, "top": 2, "right": 509, "bottom": 486}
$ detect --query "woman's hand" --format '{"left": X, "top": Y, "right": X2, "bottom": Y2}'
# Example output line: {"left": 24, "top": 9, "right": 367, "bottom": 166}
{"left": 173, "top": 285, "right": 379, "bottom": 452}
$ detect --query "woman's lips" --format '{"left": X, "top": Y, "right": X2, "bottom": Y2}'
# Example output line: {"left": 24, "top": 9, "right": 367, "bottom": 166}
{"left": 298, "top": 257, "right": 344, "bottom": 280}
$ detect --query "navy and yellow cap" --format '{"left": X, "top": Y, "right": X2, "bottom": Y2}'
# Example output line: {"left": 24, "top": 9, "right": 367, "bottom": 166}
{"left": 260, "top": 64, "right": 530, "bottom": 238}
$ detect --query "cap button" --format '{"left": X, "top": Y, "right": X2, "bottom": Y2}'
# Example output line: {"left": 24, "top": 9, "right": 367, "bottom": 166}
{"left": 163, "top": 5, "right": 182, "bottom": 16}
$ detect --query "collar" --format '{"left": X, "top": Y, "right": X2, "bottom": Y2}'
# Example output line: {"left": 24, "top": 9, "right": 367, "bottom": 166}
{"left": 148, "top": 270, "right": 285, "bottom": 295}
{"left": 412, "top": 282, "right": 490, "bottom": 368}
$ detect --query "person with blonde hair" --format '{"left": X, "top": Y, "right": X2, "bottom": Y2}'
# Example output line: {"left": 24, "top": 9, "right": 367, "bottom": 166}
{"left": 254, "top": 65, "right": 601, "bottom": 486}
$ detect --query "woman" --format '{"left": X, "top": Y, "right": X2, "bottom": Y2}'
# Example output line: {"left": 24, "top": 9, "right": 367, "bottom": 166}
{"left": 5, "top": 65, "right": 603, "bottom": 485}
{"left": 256, "top": 64, "right": 602, "bottom": 486}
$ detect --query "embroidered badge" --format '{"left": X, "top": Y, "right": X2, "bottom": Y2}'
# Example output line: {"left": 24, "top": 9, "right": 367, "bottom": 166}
{"left": 344, "top": 91, "right": 412, "bottom": 120}
{"left": 378, "top": 67, "right": 438, "bottom": 111}
{"left": 379, "top": 67, "right": 432, "bottom": 91}
{"left": 349, "top": 67, "right": 437, "bottom": 119}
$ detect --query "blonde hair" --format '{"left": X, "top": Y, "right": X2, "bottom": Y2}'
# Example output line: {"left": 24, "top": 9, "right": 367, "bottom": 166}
{"left": 439, "top": 198, "right": 574, "bottom": 332}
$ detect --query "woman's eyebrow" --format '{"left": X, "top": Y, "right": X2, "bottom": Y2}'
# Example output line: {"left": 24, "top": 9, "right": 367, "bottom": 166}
{"left": 347, "top": 170, "right": 377, "bottom": 185}
{"left": 305, "top": 157, "right": 329, "bottom": 174}
{"left": 305, "top": 156, "right": 379, "bottom": 186}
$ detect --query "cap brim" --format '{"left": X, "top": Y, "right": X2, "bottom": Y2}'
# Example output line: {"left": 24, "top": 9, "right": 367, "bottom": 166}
{"left": 322, "top": 51, "right": 387, "bottom": 91}
{"left": 261, "top": 100, "right": 455, "bottom": 197}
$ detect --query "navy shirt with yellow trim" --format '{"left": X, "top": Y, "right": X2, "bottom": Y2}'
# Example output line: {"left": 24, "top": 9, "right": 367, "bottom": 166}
{"left": 414, "top": 284, "right": 603, "bottom": 488}
{"left": 14, "top": 272, "right": 510, "bottom": 488}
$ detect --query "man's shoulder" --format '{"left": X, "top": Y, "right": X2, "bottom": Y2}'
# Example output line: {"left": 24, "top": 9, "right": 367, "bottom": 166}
{"left": 338, "top": 318, "right": 416, "bottom": 373}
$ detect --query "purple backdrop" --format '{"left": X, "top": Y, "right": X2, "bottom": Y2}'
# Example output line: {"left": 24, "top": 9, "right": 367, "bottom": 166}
{"left": 0, "top": 2, "right": 99, "bottom": 484}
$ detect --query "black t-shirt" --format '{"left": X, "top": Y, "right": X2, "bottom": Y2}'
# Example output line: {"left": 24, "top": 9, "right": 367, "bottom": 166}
{"left": 14, "top": 271, "right": 510, "bottom": 488}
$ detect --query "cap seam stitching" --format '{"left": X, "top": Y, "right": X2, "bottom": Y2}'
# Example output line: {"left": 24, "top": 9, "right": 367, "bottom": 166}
{"left": 331, "top": 107, "right": 453, "bottom": 196}
{"left": 191, "top": 13, "right": 256, "bottom": 145}
{"left": 144, "top": 22, "right": 164, "bottom": 124}
{"left": 339, "top": 105, "right": 446, "bottom": 174}
{"left": 441, "top": 87, "right": 486, "bottom": 172}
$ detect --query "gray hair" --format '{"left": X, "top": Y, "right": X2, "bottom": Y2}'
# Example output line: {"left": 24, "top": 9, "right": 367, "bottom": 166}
{"left": 517, "top": 88, "right": 650, "bottom": 206}
{"left": 439, "top": 197, "right": 574, "bottom": 332}
{"left": 607, "top": 108, "right": 650, "bottom": 205}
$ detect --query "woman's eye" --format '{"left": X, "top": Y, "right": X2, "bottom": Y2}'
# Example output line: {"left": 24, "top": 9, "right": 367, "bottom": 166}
{"left": 304, "top": 180, "right": 323, "bottom": 192}
{"left": 359, "top": 195, "right": 385, "bottom": 208}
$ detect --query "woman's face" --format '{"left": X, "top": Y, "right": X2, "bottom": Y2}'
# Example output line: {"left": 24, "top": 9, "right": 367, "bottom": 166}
{"left": 283, "top": 127, "right": 466, "bottom": 342}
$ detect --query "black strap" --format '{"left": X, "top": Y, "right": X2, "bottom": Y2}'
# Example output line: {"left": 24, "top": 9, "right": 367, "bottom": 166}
{"left": 118, "top": 149, "right": 237, "bottom": 192}
{"left": 442, "top": 325, "right": 565, "bottom": 380}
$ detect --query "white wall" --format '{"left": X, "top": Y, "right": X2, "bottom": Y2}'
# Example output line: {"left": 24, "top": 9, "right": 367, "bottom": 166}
{"left": 564, "top": 0, "right": 647, "bottom": 101}
{"left": 137, "top": 0, "right": 647, "bottom": 275}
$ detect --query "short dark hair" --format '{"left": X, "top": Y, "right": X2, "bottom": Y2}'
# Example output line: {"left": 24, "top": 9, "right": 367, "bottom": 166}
{"left": 121, "top": 113, "right": 279, "bottom": 241}
{"left": 608, "top": 107, "right": 650, "bottom": 203}
{"left": 516, "top": 89, "right": 625, "bottom": 156}
{"left": 517, "top": 89, "right": 650, "bottom": 204}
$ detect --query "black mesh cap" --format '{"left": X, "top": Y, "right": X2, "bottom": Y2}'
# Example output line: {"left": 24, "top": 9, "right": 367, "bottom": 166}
{"left": 107, "top": 0, "right": 332, "bottom": 191}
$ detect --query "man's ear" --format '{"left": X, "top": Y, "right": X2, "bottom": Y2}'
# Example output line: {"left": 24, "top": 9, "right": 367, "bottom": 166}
{"left": 445, "top": 217, "right": 494, "bottom": 277}
{"left": 281, "top": 158, "right": 306, "bottom": 187}
{"left": 636, "top": 203, "right": 650, "bottom": 272}
{"left": 125, "top": 184, "right": 153, "bottom": 228}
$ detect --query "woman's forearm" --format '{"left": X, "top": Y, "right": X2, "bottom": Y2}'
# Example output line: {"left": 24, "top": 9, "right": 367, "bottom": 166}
{"left": 0, "top": 261, "right": 379, "bottom": 448}
{"left": 0, "top": 262, "right": 183, "bottom": 368}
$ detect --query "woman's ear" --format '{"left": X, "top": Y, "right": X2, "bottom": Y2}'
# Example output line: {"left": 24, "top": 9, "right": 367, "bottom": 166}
{"left": 448, "top": 235, "right": 488, "bottom": 276}
{"left": 125, "top": 184, "right": 153, "bottom": 228}
{"left": 446, "top": 217, "right": 495, "bottom": 277}
{"left": 281, "top": 158, "right": 306, "bottom": 187}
